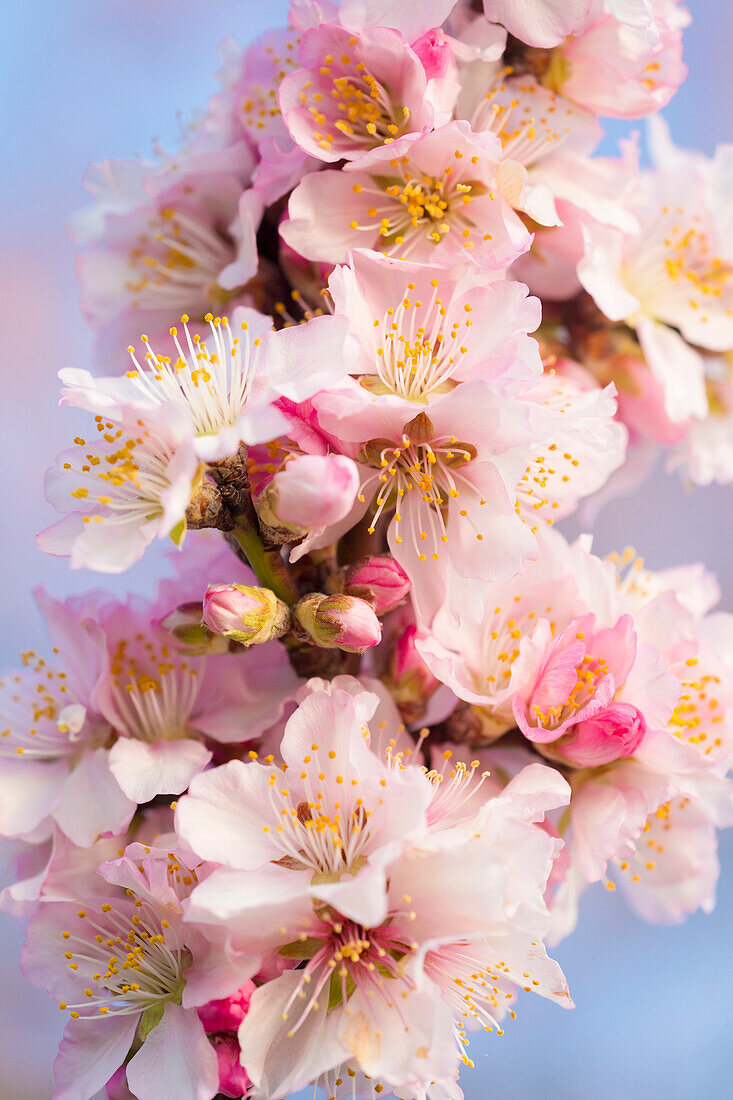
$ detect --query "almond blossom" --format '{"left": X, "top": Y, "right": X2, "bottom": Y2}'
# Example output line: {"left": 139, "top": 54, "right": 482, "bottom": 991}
{"left": 578, "top": 149, "right": 733, "bottom": 426}
{"left": 71, "top": 144, "right": 260, "bottom": 371}
{"left": 38, "top": 307, "right": 352, "bottom": 571}
{"left": 281, "top": 120, "right": 531, "bottom": 267}
{"left": 279, "top": 23, "right": 441, "bottom": 163}
{"left": 176, "top": 684, "right": 571, "bottom": 1097}
{"left": 0, "top": 587, "right": 298, "bottom": 848}
{"left": 20, "top": 844, "right": 253, "bottom": 1100}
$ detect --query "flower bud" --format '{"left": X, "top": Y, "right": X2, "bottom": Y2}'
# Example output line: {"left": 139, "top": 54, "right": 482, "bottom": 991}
{"left": 197, "top": 982, "right": 255, "bottom": 1033}
{"left": 557, "top": 703, "right": 647, "bottom": 767}
{"left": 210, "top": 1033, "right": 251, "bottom": 1098}
{"left": 254, "top": 454, "right": 359, "bottom": 543}
{"left": 159, "top": 602, "right": 230, "bottom": 655}
{"left": 342, "top": 556, "right": 411, "bottom": 615}
{"left": 203, "top": 584, "right": 291, "bottom": 646}
{"left": 294, "top": 593, "right": 382, "bottom": 653}
{"left": 385, "top": 624, "right": 440, "bottom": 724}
{"left": 411, "top": 28, "right": 451, "bottom": 79}
{"left": 104, "top": 1067, "right": 135, "bottom": 1100}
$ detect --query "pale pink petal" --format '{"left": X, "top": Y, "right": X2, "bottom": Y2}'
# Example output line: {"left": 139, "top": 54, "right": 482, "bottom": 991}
{"left": 126, "top": 1004, "right": 218, "bottom": 1100}
{"left": 53, "top": 749, "right": 135, "bottom": 846}
{"left": 53, "top": 1016, "right": 137, "bottom": 1100}
{"left": 108, "top": 738, "right": 212, "bottom": 803}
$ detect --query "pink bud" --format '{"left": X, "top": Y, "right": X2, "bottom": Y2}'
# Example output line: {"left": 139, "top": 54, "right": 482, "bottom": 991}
{"left": 342, "top": 556, "right": 411, "bottom": 615}
{"left": 202, "top": 584, "right": 290, "bottom": 646}
{"left": 411, "top": 29, "right": 451, "bottom": 79}
{"left": 104, "top": 1067, "right": 135, "bottom": 1100}
{"left": 255, "top": 454, "right": 359, "bottom": 541}
{"left": 294, "top": 593, "right": 382, "bottom": 653}
{"left": 386, "top": 624, "right": 440, "bottom": 723}
{"left": 559, "top": 703, "right": 646, "bottom": 767}
{"left": 210, "top": 1033, "right": 251, "bottom": 1098}
{"left": 197, "top": 982, "right": 255, "bottom": 1033}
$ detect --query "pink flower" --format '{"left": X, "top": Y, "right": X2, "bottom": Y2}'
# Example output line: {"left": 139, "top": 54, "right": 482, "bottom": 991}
{"left": 578, "top": 153, "right": 733, "bottom": 424}
{"left": 553, "top": 1, "right": 689, "bottom": 118}
{"left": 37, "top": 402, "right": 199, "bottom": 574}
{"left": 327, "top": 249, "right": 542, "bottom": 400}
{"left": 70, "top": 145, "right": 260, "bottom": 371}
{"left": 280, "top": 121, "right": 530, "bottom": 268}
{"left": 516, "top": 371, "right": 628, "bottom": 527}
{"left": 279, "top": 23, "right": 439, "bottom": 162}
{"left": 0, "top": 589, "right": 135, "bottom": 848}
{"left": 513, "top": 611, "right": 676, "bottom": 764}
{"left": 294, "top": 593, "right": 383, "bottom": 652}
{"left": 459, "top": 71, "right": 638, "bottom": 232}
{"left": 59, "top": 307, "right": 355, "bottom": 463}
{"left": 0, "top": 585, "right": 299, "bottom": 843}
{"left": 20, "top": 844, "right": 251, "bottom": 1100}
{"left": 342, "top": 554, "right": 411, "bottom": 613}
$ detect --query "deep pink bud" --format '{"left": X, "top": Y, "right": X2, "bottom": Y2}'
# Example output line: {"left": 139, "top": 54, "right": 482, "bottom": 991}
{"left": 104, "top": 1067, "right": 135, "bottom": 1100}
{"left": 559, "top": 703, "right": 647, "bottom": 767}
{"left": 294, "top": 593, "right": 382, "bottom": 653}
{"left": 342, "top": 556, "right": 411, "bottom": 615}
{"left": 197, "top": 982, "right": 255, "bottom": 1033}
{"left": 255, "top": 454, "right": 359, "bottom": 542}
{"left": 211, "top": 1033, "right": 251, "bottom": 1098}
{"left": 386, "top": 624, "right": 440, "bottom": 723}
{"left": 411, "top": 29, "right": 451, "bottom": 78}
{"left": 202, "top": 584, "right": 291, "bottom": 646}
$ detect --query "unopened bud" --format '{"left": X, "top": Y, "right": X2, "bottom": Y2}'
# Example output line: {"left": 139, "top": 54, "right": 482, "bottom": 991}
{"left": 294, "top": 593, "right": 382, "bottom": 653}
{"left": 254, "top": 454, "right": 359, "bottom": 543}
{"left": 160, "top": 602, "right": 230, "bottom": 655}
{"left": 411, "top": 28, "right": 451, "bottom": 79}
{"left": 203, "top": 584, "right": 290, "bottom": 646}
{"left": 342, "top": 556, "right": 411, "bottom": 615}
{"left": 198, "top": 982, "right": 255, "bottom": 1033}
{"left": 385, "top": 624, "right": 440, "bottom": 724}
{"left": 210, "top": 1033, "right": 251, "bottom": 1098}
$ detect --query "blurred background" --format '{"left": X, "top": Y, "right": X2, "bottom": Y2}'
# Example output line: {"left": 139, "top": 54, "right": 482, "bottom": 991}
{"left": 1, "top": 1, "right": 731, "bottom": 1096}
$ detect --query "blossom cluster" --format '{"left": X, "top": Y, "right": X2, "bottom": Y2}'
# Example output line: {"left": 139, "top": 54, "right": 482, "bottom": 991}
{"left": 4, "top": 1, "right": 733, "bottom": 1098}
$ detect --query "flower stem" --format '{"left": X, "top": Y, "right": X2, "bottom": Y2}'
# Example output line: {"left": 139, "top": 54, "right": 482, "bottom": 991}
{"left": 229, "top": 524, "right": 300, "bottom": 606}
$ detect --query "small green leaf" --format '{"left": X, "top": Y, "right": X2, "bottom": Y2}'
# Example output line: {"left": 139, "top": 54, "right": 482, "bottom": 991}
{"left": 138, "top": 1002, "right": 165, "bottom": 1041}
{"left": 278, "top": 937, "right": 324, "bottom": 960}
{"left": 169, "top": 519, "right": 187, "bottom": 547}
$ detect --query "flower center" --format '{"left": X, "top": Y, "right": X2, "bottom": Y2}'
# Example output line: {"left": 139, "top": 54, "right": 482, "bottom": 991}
{"left": 0, "top": 651, "right": 82, "bottom": 759}
{"left": 360, "top": 413, "right": 478, "bottom": 563}
{"left": 531, "top": 650, "right": 609, "bottom": 731}
{"left": 309, "top": 68, "right": 411, "bottom": 152}
{"left": 63, "top": 420, "right": 179, "bottom": 528}
{"left": 127, "top": 314, "right": 257, "bottom": 437}
{"left": 279, "top": 915, "right": 416, "bottom": 1037}
{"left": 349, "top": 155, "right": 480, "bottom": 255}
{"left": 109, "top": 634, "right": 201, "bottom": 743}
{"left": 363, "top": 279, "right": 472, "bottom": 402}
{"left": 126, "top": 207, "right": 237, "bottom": 312}
{"left": 57, "top": 898, "right": 190, "bottom": 1020}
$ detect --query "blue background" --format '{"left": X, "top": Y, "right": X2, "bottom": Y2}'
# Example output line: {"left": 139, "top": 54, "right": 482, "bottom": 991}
{"left": 0, "top": 2, "right": 731, "bottom": 1096}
